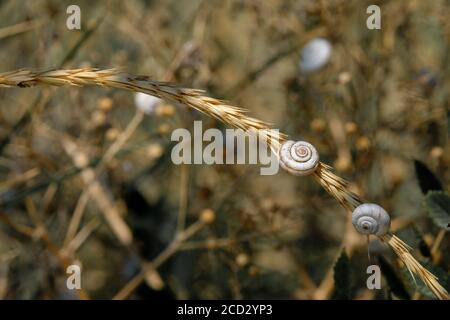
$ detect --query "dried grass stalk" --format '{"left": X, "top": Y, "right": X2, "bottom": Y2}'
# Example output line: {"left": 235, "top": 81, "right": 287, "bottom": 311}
{"left": 313, "top": 162, "right": 362, "bottom": 212}
{"left": 381, "top": 234, "right": 449, "bottom": 300}
{"left": 61, "top": 137, "right": 133, "bottom": 246}
{"left": 1, "top": 68, "right": 447, "bottom": 300}
{"left": 0, "top": 68, "right": 285, "bottom": 148}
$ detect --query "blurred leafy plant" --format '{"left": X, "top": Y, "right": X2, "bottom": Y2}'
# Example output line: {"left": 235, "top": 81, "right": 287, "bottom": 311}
{"left": 424, "top": 192, "right": 450, "bottom": 230}
{"left": 414, "top": 159, "right": 449, "bottom": 230}
{"left": 378, "top": 256, "right": 410, "bottom": 300}
{"left": 414, "top": 160, "right": 443, "bottom": 194}
{"left": 332, "top": 250, "right": 352, "bottom": 300}
{"left": 367, "top": 160, "right": 450, "bottom": 299}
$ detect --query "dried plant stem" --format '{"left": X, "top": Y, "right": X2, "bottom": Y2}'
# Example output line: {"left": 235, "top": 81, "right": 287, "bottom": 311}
{"left": 0, "top": 19, "right": 43, "bottom": 40}
{"left": 431, "top": 229, "right": 447, "bottom": 262}
{"left": 1, "top": 68, "right": 447, "bottom": 300}
{"left": 63, "top": 110, "right": 145, "bottom": 247}
{"left": 0, "top": 68, "right": 359, "bottom": 212}
{"left": 313, "top": 162, "right": 362, "bottom": 212}
{"left": 176, "top": 164, "right": 190, "bottom": 233}
{"left": 381, "top": 234, "right": 449, "bottom": 300}
{"left": 101, "top": 110, "right": 145, "bottom": 166}
{"left": 0, "top": 207, "right": 90, "bottom": 300}
{"left": 64, "top": 187, "right": 92, "bottom": 247}
{"left": 66, "top": 219, "right": 100, "bottom": 254}
{"left": 113, "top": 220, "right": 206, "bottom": 300}
{"left": 60, "top": 137, "right": 133, "bottom": 246}
{"left": 1, "top": 168, "right": 40, "bottom": 189}
{"left": 0, "top": 68, "right": 284, "bottom": 148}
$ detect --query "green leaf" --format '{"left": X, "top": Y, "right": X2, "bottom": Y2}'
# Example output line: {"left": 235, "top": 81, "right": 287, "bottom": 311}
{"left": 332, "top": 250, "right": 352, "bottom": 300}
{"left": 414, "top": 160, "right": 442, "bottom": 194}
{"left": 424, "top": 191, "right": 450, "bottom": 230}
{"left": 412, "top": 227, "right": 431, "bottom": 258}
{"left": 378, "top": 257, "right": 410, "bottom": 300}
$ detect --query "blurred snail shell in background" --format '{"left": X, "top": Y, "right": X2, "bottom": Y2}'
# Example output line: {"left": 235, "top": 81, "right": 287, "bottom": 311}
{"left": 279, "top": 140, "right": 319, "bottom": 176}
{"left": 299, "top": 38, "right": 332, "bottom": 73}
{"left": 134, "top": 92, "right": 162, "bottom": 115}
{"left": 352, "top": 203, "right": 391, "bottom": 236}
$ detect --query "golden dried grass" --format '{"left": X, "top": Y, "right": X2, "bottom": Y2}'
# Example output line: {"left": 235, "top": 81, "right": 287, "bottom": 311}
{"left": 1, "top": 67, "right": 447, "bottom": 300}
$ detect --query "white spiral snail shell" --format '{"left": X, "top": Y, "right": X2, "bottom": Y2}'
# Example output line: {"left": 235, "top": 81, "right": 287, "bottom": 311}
{"left": 279, "top": 140, "right": 319, "bottom": 176}
{"left": 352, "top": 203, "right": 391, "bottom": 236}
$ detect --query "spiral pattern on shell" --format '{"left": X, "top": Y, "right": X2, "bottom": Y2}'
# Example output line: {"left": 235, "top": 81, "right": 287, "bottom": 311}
{"left": 279, "top": 140, "right": 319, "bottom": 176}
{"left": 352, "top": 203, "right": 391, "bottom": 236}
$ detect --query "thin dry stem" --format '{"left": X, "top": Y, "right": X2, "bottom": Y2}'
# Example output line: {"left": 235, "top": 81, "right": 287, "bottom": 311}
{"left": 113, "top": 220, "right": 206, "bottom": 300}
{"left": 0, "top": 206, "right": 90, "bottom": 300}
{"left": 63, "top": 110, "right": 144, "bottom": 247}
{"left": 60, "top": 137, "right": 133, "bottom": 246}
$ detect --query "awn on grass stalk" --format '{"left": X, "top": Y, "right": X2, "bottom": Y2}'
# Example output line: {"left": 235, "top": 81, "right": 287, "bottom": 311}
{"left": 0, "top": 67, "right": 447, "bottom": 300}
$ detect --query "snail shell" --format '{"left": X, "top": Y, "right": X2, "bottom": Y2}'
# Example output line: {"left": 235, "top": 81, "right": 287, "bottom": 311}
{"left": 299, "top": 38, "right": 332, "bottom": 73}
{"left": 279, "top": 140, "right": 319, "bottom": 176}
{"left": 134, "top": 92, "right": 161, "bottom": 115}
{"left": 352, "top": 203, "right": 391, "bottom": 236}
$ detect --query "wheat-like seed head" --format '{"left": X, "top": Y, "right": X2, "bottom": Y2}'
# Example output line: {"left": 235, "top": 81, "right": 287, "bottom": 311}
{"left": 381, "top": 234, "right": 449, "bottom": 300}
{"left": 1, "top": 67, "right": 447, "bottom": 300}
{"left": 313, "top": 162, "right": 362, "bottom": 212}
{"left": 0, "top": 68, "right": 285, "bottom": 149}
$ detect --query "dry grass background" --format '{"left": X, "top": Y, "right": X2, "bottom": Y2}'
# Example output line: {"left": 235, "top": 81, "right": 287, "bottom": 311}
{"left": 0, "top": 0, "right": 449, "bottom": 299}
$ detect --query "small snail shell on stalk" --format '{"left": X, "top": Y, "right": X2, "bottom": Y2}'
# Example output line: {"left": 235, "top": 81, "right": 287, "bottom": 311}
{"left": 352, "top": 203, "right": 391, "bottom": 236}
{"left": 279, "top": 140, "right": 319, "bottom": 176}
{"left": 134, "top": 92, "right": 161, "bottom": 115}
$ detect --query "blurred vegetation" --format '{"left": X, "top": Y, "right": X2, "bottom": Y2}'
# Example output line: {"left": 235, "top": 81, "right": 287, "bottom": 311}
{"left": 0, "top": 0, "right": 449, "bottom": 299}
